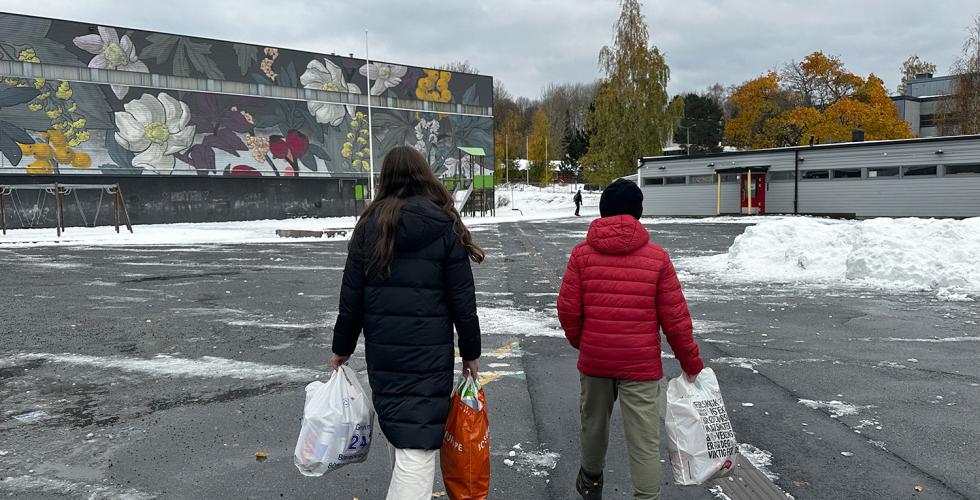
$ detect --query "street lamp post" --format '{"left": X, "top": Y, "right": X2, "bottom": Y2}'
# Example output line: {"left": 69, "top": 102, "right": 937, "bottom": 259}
{"left": 364, "top": 29, "right": 375, "bottom": 201}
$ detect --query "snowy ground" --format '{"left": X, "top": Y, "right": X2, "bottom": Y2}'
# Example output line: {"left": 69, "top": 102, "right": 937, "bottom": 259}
{"left": 0, "top": 184, "right": 600, "bottom": 247}
{"left": 2, "top": 198, "right": 979, "bottom": 498}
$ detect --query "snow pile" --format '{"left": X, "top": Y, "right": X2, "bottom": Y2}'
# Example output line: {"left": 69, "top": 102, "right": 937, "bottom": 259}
{"left": 687, "top": 217, "right": 980, "bottom": 298}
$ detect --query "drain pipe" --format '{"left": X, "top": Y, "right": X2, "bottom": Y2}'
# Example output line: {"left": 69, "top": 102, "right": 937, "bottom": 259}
{"left": 793, "top": 149, "right": 799, "bottom": 215}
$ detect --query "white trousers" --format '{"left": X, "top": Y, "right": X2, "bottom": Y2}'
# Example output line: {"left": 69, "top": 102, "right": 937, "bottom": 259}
{"left": 386, "top": 447, "right": 438, "bottom": 500}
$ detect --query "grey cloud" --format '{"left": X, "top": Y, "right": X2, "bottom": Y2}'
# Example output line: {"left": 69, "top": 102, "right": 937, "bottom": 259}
{"left": 3, "top": 0, "right": 977, "bottom": 98}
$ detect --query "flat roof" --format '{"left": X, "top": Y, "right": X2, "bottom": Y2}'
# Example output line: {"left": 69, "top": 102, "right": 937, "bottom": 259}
{"left": 639, "top": 134, "right": 980, "bottom": 164}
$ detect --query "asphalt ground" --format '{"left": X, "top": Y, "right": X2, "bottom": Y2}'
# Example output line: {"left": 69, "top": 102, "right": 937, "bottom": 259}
{"left": 1, "top": 216, "right": 978, "bottom": 499}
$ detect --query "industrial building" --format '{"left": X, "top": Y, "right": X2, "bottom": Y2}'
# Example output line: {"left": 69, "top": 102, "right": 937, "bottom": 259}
{"left": 892, "top": 73, "right": 954, "bottom": 138}
{"left": 637, "top": 135, "right": 980, "bottom": 218}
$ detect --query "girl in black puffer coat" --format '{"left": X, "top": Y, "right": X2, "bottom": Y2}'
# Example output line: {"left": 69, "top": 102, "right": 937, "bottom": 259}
{"left": 331, "top": 146, "right": 484, "bottom": 500}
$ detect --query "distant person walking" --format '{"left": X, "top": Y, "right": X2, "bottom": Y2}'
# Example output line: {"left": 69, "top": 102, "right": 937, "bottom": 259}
{"left": 332, "top": 146, "right": 485, "bottom": 500}
{"left": 574, "top": 189, "right": 583, "bottom": 216}
{"left": 557, "top": 179, "right": 704, "bottom": 500}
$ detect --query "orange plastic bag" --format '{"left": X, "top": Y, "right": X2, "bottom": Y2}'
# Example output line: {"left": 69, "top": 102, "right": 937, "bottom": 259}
{"left": 441, "top": 377, "right": 490, "bottom": 500}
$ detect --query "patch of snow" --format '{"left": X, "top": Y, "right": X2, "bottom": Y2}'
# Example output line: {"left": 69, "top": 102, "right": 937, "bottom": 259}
{"left": 0, "top": 475, "right": 155, "bottom": 499}
{"left": 479, "top": 307, "right": 563, "bottom": 337}
{"left": 738, "top": 443, "right": 778, "bottom": 481}
{"left": 798, "top": 399, "right": 873, "bottom": 418}
{"left": 2, "top": 353, "right": 324, "bottom": 382}
{"left": 683, "top": 217, "right": 980, "bottom": 299}
{"left": 708, "top": 485, "right": 733, "bottom": 500}
{"left": 503, "top": 447, "right": 560, "bottom": 478}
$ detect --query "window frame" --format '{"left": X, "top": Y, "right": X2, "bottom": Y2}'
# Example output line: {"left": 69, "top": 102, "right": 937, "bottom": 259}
{"left": 944, "top": 164, "right": 980, "bottom": 176}
{"left": 800, "top": 169, "right": 831, "bottom": 181}
{"left": 831, "top": 168, "right": 863, "bottom": 180}
{"left": 867, "top": 167, "right": 900, "bottom": 179}
{"left": 902, "top": 165, "right": 938, "bottom": 177}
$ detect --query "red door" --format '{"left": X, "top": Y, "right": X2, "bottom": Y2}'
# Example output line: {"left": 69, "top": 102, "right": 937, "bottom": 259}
{"left": 740, "top": 173, "right": 766, "bottom": 215}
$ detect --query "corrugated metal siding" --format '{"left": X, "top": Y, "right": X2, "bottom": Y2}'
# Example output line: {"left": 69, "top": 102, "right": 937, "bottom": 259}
{"left": 766, "top": 182, "right": 796, "bottom": 213}
{"left": 798, "top": 177, "right": 980, "bottom": 217}
{"left": 641, "top": 183, "right": 741, "bottom": 216}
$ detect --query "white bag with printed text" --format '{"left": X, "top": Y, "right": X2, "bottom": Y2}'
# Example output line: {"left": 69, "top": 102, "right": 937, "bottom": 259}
{"left": 294, "top": 365, "right": 374, "bottom": 476}
{"left": 665, "top": 367, "right": 738, "bottom": 485}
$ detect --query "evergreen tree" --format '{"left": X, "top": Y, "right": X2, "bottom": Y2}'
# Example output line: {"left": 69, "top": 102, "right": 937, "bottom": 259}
{"left": 581, "top": 0, "right": 681, "bottom": 184}
{"left": 673, "top": 93, "right": 724, "bottom": 154}
{"left": 560, "top": 120, "right": 590, "bottom": 182}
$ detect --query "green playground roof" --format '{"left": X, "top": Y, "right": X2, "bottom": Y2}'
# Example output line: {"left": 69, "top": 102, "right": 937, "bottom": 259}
{"left": 457, "top": 146, "right": 486, "bottom": 156}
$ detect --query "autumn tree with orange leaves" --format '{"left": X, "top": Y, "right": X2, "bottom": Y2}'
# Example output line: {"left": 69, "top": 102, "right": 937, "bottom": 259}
{"left": 724, "top": 52, "right": 913, "bottom": 149}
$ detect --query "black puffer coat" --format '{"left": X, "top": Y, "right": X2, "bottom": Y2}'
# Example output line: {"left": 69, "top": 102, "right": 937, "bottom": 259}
{"left": 332, "top": 197, "right": 481, "bottom": 450}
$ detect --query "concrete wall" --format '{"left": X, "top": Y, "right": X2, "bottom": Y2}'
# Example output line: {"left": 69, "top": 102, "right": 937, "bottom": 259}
{"left": 0, "top": 175, "right": 366, "bottom": 229}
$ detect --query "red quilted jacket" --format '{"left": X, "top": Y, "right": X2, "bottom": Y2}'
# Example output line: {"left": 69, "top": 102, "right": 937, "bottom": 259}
{"left": 557, "top": 215, "right": 704, "bottom": 381}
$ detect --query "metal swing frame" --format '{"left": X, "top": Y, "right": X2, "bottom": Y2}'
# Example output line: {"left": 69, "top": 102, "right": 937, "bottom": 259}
{"left": 0, "top": 183, "right": 133, "bottom": 237}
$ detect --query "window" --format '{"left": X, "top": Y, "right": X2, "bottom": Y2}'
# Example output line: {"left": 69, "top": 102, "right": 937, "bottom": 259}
{"left": 920, "top": 114, "right": 936, "bottom": 128}
{"left": 832, "top": 169, "right": 862, "bottom": 179}
{"left": 769, "top": 171, "right": 796, "bottom": 181}
{"left": 643, "top": 177, "right": 665, "bottom": 186}
{"left": 690, "top": 175, "right": 715, "bottom": 184}
{"left": 903, "top": 165, "right": 937, "bottom": 177}
{"left": 665, "top": 176, "right": 686, "bottom": 185}
{"left": 946, "top": 164, "right": 980, "bottom": 175}
{"left": 801, "top": 170, "right": 829, "bottom": 180}
{"left": 719, "top": 174, "right": 739, "bottom": 183}
{"left": 868, "top": 167, "right": 899, "bottom": 178}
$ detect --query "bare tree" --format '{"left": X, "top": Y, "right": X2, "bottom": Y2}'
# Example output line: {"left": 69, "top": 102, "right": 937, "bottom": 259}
{"left": 439, "top": 60, "right": 480, "bottom": 74}
{"left": 938, "top": 14, "right": 980, "bottom": 135}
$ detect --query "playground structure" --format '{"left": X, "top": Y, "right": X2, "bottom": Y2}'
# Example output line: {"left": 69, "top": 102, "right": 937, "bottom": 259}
{"left": 444, "top": 147, "right": 495, "bottom": 217}
{"left": 0, "top": 183, "right": 133, "bottom": 237}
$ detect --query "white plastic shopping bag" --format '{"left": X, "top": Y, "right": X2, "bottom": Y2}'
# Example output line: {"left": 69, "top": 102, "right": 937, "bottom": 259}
{"left": 665, "top": 367, "right": 737, "bottom": 485}
{"left": 294, "top": 365, "right": 375, "bottom": 476}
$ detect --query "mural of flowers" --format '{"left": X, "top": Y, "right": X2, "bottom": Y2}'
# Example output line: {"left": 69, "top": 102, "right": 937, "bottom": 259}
{"left": 415, "top": 69, "right": 452, "bottom": 103}
{"left": 244, "top": 134, "right": 270, "bottom": 163}
{"left": 301, "top": 59, "right": 361, "bottom": 126}
{"left": 413, "top": 116, "right": 441, "bottom": 165}
{"left": 17, "top": 130, "right": 91, "bottom": 174}
{"left": 260, "top": 48, "right": 279, "bottom": 81}
{"left": 359, "top": 63, "right": 407, "bottom": 96}
{"left": 3, "top": 48, "right": 92, "bottom": 146}
{"left": 72, "top": 27, "right": 149, "bottom": 99}
{"left": 341, "top": 111, "right": 371, "bottom": 171}
{"left": 114, "top": 93, "right": 196, "bottom": 175}
{"left": 269, "top": 130, "right": 310, "bottom": 176}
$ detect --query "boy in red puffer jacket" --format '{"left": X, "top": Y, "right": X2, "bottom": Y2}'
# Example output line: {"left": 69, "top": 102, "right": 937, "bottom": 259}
{"left": 557, "top": 178, "right": 704, "bottom": 500}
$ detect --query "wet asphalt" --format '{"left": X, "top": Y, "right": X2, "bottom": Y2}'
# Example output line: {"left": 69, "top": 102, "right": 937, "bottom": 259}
{"left": 0, "top": 215, "right": 978, "bottom": 499}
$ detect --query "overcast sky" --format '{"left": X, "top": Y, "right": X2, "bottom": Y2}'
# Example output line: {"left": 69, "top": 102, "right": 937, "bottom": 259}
{"left": 4, "top": 0, "right": 978, "bottom": 99}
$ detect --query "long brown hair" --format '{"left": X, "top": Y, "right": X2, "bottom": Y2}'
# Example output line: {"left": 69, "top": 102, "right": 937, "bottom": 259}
{"left": 353, "top": 146, "right": 485, "bottom": 277}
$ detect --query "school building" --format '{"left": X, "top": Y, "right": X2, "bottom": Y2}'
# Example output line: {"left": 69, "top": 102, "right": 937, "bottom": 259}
{"left": 636, "top": 135, "right": 980, "bottom": 218}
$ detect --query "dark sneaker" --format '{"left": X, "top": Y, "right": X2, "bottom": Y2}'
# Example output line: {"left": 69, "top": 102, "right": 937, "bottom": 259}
{"left": 576, "top": 467, "right": 603, "bottom": 500}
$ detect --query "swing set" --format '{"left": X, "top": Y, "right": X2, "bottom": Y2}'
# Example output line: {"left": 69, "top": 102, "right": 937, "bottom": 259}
{"left": 0, "top": 183, "right": 133, "bottom": 237}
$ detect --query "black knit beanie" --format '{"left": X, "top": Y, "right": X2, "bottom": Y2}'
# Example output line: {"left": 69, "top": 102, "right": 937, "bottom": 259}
{"left": 599, "top": 179, "right": 644, "bottom": 219}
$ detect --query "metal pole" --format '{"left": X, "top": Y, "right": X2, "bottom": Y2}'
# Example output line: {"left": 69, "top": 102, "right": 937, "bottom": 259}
{"left": 0, "top": 187, "right": 6, "bottom": 235}
{"left": 54, "top": 184, "right": 62, "bottom": 237}
{"left": 716, "top": 173, "right": 721, "bottom": 215}
{"left": 747, "top": 170, "right": 753, "bottom": 216}
{"left": 525, "top": 136, "right": 529, "bottom": 187}
{"left": 364, "top": 30, "right": 375, "bottom": 201}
